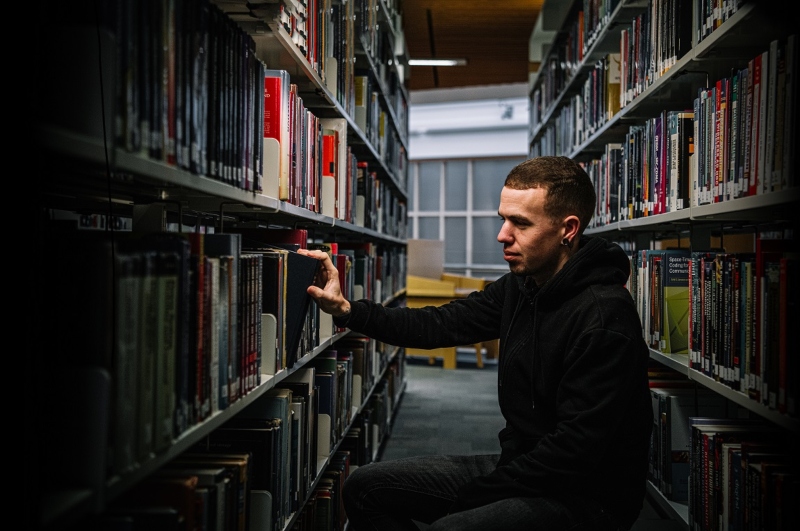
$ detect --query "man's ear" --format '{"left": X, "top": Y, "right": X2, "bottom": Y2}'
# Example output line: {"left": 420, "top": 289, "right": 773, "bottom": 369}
{"left": 563, "top": 215, "right": 580, "bottom": 242}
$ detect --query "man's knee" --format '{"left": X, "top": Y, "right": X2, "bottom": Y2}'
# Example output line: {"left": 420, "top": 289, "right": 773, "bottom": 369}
{"left": 343, "top": 463, "right": 373, "bottom": 505}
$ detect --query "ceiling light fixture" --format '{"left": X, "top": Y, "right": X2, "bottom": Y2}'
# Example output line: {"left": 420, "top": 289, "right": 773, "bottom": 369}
{"left": 408, "top": 58, "right": 467, "bottom": 66}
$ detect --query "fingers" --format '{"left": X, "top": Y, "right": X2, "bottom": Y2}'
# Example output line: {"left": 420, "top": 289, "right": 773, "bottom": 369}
{"left": 297, "top": 248, "right": 329, "bottom": 262}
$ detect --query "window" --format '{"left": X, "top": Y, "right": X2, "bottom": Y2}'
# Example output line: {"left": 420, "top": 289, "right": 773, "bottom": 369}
{"left": 407, "top": 156, "right": 525, "bottom": 279}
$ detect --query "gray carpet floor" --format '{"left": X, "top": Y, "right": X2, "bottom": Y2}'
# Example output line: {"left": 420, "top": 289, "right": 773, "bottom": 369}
{"left": 378, "top": 352, "right": 686, "bottom": 530}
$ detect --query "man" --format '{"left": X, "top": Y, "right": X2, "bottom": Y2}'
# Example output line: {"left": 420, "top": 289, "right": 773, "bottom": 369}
{"left": 299, "top": 156, "right": 653, "bottom": 531}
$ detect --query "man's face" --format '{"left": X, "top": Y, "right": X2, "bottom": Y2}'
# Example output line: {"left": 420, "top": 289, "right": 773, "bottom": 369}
{"left": 497, "top": 186, "right": 567, "bottom": 285}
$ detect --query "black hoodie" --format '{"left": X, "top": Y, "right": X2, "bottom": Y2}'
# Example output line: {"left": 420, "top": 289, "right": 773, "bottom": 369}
{"left": 336, "top": 236, "right": 653, "bottom": 529}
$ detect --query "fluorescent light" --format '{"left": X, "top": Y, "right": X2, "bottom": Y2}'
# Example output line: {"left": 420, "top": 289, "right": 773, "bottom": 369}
{"left": 408, "top": 58, "right": 467, "bottom": 66}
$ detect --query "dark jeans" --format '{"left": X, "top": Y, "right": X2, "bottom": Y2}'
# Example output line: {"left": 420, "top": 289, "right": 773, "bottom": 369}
{"left": 342, "top": 454, "right": 620, "bottom": 531}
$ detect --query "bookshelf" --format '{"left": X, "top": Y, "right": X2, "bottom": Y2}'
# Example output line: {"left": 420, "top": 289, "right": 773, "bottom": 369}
{"left": 31, "top": 0, "right": 409, "bottom": 530}
{"left": 529, "top": 0, "right": 798, "bottom": 529}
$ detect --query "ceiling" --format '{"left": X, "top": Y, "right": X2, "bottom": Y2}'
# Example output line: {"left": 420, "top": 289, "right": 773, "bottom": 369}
{"left": 399, "top": 0, "right": 545, "bottom": 93}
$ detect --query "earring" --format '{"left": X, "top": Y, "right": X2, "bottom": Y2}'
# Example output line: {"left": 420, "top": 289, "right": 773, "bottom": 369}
{"left": 561, "top": 238, "right": 571, "bottom": 248}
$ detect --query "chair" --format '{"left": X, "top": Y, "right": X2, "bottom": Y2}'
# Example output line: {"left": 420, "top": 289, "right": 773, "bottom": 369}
{"left": 406, "top": 274, "right": 492, "bottom": 369}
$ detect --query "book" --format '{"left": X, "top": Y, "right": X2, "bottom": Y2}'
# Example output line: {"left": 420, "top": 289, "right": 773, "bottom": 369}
{"left": 745, "top": 457, "right": 791, "bottom": 531}
{"left": 605, "top": 53, "right": 621, "bottom": 121}
{"left": 245, "top": 239, "right": 319, "bottom": 368}
{"left": 263, "top": 69, "right": 291, "bottom": 199}
{"left": 234, "top": 227, "right": 308, "bottom": 250}
{"left": 240, "top": 387, "right": 294, "bottom": 529}
{"left": 779, "top": 256, "right": 798, "bottom": 415}
{"left": 751, "top": 233, "right": 793, "bottom": 403}
{"left": 189, "top": 0, "right": 210, "bottom": 176}
{"left": 153, "top": 248, "right": 180, "bottom": 454}
{"left": 764, "top": 39, "right": 779, "bottom": 192}
{"left": 111, "top": 474, "right": 200, "bottom": 531}
{"left": 780, "top": 34, "right": 796, "bottom": 189}
{"left": 237, "top": 253, "right": 263, "bottom": 394}
{"left": 175, "top": 452, "right": 253, "bottom": 531}
{"left": 205, "top": 421, "right": 282, "bottom": 530}
{"left": 756, "top": 48, "right": 770, "bottom": 195}
{"left": 652, "top": 388, "right": 728, "bottom": 501}
{"left": 771, "top": 37, "right": 787, "bottom": 192}
{"left": 157, "top": 465, "right": 231, "bottom": 531}
{"left": 713, "top": 76, "right": 728, "bottom": 203}
{"left": 141, "top": 233, "right": 193, "bottom": 440}
{"left": 277, "top": 367, "right": 319, "bottom": 482}
{"left": 353, "top": 74, "right": 369, "bottom": 134}
{"left": 111, "top": 249, "right": 142, "bottom": 476}
{"left": 286, "top": 397, "right": 305, "bottom": 512}
{"left": 688, "top": 419, "right": 777, "bottom": 531}
{"left": 720, "top": 441, "right": 741, "bottom": 531}
{"left": 206, "top": 256, "right": 221, "bottom": 415}
{"left": 667, "top": 110, "right": 693, "bottom": 212}
{"left": 186, "top": 232, "right": 207, "bottom": 423}
{"left": 762, "top": 260, "right": 782, "bottom": 410}
{"left": 318, "top": 117, "right": 348, "bottom": 220}
{"left": 660, "top": 250, "right": 691, "bottom": 355}
{"left": 203, "top": 233, "right": 242, "bottom": 405}
{"left": 253, "top": 248, "right": 284, "bottom": 375}
{"left": 319, "top": 127, "right": 337, "bottom": 218}
{"left": 135, "top": 249, "right": 158, "bottom": 462}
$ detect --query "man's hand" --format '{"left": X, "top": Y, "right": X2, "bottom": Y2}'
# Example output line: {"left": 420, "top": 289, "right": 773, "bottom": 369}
{"left": 297, "top": 248, "right": 351, "bottom": 317}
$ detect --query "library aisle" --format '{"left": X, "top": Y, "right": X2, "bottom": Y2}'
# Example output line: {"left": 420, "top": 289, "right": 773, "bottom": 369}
{"left": 380, "top": 353, "right": 684, "bottom": 531}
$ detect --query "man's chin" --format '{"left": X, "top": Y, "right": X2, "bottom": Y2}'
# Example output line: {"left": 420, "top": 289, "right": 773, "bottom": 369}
{"left": 507, "top": 263, "right": 527, "bottom": 276}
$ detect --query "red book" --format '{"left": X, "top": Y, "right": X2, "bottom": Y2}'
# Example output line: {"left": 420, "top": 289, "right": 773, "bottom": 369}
{"left": 231, "top": 227, "right": 309, "bottom": 251}
{"left": 187, "top": 232, "right": 206, "bottom": 423}
{"left": 263, "top": 69, "right": 291, "bottom": 200}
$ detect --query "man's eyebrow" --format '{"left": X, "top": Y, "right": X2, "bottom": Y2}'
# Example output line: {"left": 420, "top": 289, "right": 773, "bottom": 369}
{"left": 501, "top": 213, "right": 530, "bottom": 224}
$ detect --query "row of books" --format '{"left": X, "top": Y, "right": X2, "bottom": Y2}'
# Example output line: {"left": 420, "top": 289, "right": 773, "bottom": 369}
{"left": 532, "top": 0, "right": 696, "bottom": 127}
{"left": 536, "top": 28, "right": 796, "bottom": 226}
{"left": 687, "top": 240, "right": 798, "bottom": 416}
{"left": 619, "top": 0, "right": 694, "bottom": 108}
{"left": 263, "top": 69, "right": 409, "bottom": 235}
{"left": 356, "top": 0, "right": 410, "bottom": 140}
{"left": 59, "top": 1, "right": 408, "bottom": 219}
{"left": 108, "top": 0, "right": 267, "bottom": 191}
{"left": 584, "top": 23, "right": 795, "bottom": 226}
{"left": 86, "top": 356, "right": 404, "bottom": 531}
{"left": 648, "top": 377, "right": 730, "bottom": 503}
{"left": 293, "top": 365, "right": 404, "bottom": 531}
{"left": 531, "top": 1, "right": 586, "bottom": 121}
{"left": 582, "top": 0, "right": 621, "bottom": 55}
{"left": 645, "top": 365, "right": 796, "bottom": 531}
{"left": 532, "top": 51, "right": 623, "bottom": 156}
{"left": 686, "top": 417, "right": 794, "bottom": 531}
{"left": 626, "top": 234, "right": 798, "bottom": 418}
{"left": 619, "top": 0, "right": 748, "bottom": 111}
{"left": 273, "top": 0, "right": 409, "bottom": 126}
{"left": 692, "top": 34, "right": 796, "bottom": 207}
{"left": 44, "top": 225, "right": 408, "bottom": 486}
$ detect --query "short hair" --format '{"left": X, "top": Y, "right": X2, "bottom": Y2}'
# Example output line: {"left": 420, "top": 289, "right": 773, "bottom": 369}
{"left": 504, "top": 156, "right": 596, "bottom": 234}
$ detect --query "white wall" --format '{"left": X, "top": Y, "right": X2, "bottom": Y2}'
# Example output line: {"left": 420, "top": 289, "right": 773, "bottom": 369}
{"left": 408, "top": 83, "right": 530, "bottom": 160}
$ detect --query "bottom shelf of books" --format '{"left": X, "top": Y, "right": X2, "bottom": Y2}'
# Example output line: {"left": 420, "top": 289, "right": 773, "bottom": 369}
{"left": 62, "top": 344, "right": 407, "bottom": 531}
{"left": 646, "top": 361, "right": 797, "bottom": 531}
